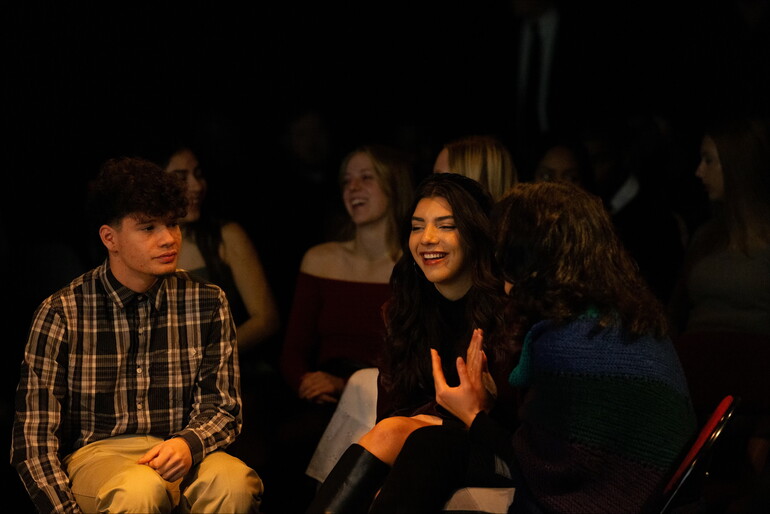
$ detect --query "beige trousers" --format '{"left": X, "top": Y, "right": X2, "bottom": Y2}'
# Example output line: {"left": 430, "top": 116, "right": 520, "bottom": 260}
{"left": 63, "top": 435, "right": 263, "bottom": 513}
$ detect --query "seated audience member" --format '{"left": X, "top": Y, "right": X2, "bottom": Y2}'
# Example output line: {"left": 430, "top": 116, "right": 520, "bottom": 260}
{"left": 306, "top": 172, "right": 514, "bottom": 514}
{"left": 304, "top": 130, "right": 589, "bottom": 495}
{"left": 532, "top": 133, "right": 595, "bottom": 190}
{"left": 162, "top": 145, "right": 280, "bottom": 356}
{"left": 272, "top": 143, "right": 414, "bottom": 512}
{"left": 306, "top": 132, "right": 522, "bottom": 486}
{"left": 10, "top": 157, "right": 262, "bottom": 513}
{"left": 670, "top": 116, "right": 770, "bottom": 337}
{"left": 669, "top": 116, "right": 770, "bottom": 511}
{"left": 360, "top": 181, "right": 697, "bottom": 513}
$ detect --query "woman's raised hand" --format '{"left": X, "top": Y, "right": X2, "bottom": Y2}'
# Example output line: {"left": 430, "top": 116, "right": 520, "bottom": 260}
{"left": 431, "top": 328, "right": 494, "bottom": 427}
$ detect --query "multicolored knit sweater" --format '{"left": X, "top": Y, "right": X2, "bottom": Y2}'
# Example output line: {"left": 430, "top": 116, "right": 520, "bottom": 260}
{"left": 470, "top": 316, "right": 697, "bottom": 513}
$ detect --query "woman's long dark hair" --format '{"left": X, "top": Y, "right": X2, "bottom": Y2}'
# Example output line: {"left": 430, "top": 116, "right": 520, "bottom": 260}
{"left": 380, "top": 172, "right": 509, "bottom": 405}
{"left": 494, "top": 181, "right": 669, "bottom": 341}
{"left": 158, "top": 146, "right": 230, "bottom": 284}
{"left": 689, "top": 116, "right": 770, "bottom": 263}
{"left": 154, "top": 144, "right": 248, "bottom": 323}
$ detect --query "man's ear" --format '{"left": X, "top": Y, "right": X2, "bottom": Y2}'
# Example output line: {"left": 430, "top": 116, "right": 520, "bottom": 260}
{"left": 99, "top": 224, "right": 117, "bottom": 251}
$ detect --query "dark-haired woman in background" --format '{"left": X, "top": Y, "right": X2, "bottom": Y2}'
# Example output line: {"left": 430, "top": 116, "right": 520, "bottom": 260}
{"left": 164, "top": 147, "right": 280, "bottom": 354}
{"left": 668, "top": 116, "right": 770, "bottom": 509}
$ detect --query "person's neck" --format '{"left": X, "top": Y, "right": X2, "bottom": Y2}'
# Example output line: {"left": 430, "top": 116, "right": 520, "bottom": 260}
{"left": 353, "top": 217, "right": 395, "bottom": 262}
{"left": 109, "top": 257, "right": 158, "bottom": 293}
{"left": 435, "top": 277, "right": 472, "bottom": 302}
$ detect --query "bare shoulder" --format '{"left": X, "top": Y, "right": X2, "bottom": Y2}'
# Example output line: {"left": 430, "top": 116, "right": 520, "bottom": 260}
{"left": 300, "top": 241, "right": 351, "bottom": 277}
{"left": 220, "top": 221, "right": 251, "bottom": 244}
{"left": 219, "top": 221, "right": 261, "bottom": 262}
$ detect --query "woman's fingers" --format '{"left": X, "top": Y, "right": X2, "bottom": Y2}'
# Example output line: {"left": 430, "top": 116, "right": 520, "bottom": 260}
{"left": 469, "top": 329, "right": 483, "bottom": 366}
{"left": 455, "top": 355, "right": 468, "bottom": 384}
{"left": 465, "top": 329, "right": 484, "bottom": 383}
{"left": 431, "top": 348, "right": 447, "bottom": 391}
{"left": 435, "top": 329, "right": 490, "bottom": 402}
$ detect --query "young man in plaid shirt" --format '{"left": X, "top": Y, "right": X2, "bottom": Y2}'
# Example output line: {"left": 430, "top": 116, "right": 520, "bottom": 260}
{"left": 11, "top": 157, "right": 263, "bottom": 513}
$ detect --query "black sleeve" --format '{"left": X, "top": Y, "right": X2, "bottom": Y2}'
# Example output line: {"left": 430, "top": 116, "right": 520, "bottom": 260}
{"left": 468, "top": 410, "right": 516, "bottom": 463}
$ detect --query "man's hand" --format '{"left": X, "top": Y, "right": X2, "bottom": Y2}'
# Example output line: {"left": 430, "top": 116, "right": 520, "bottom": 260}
{"left": 431, "top": 328, "right": 495, "bottom": 427}
{"left": 137, "top": 437, "right": 193, "bottom": 482}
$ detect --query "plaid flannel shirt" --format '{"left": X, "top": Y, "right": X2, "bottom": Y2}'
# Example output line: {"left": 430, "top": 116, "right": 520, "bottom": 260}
{"left": 11, "top": 261, "right": 242, "bottom": 513}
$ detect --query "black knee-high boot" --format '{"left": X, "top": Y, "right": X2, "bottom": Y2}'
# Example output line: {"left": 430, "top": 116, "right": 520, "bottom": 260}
{"left": 305, "top": 443, "right": 390, "bottom": 514}
{"left": 368, "top": 424, "right": 470, "bottom": 514}
{"left": 370, "top": 424, "right": 522, "bottom": 514}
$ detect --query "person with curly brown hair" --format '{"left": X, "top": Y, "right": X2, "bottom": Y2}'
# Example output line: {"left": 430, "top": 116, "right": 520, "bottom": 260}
{"left": 370, "top": 181, "right": 697, "bottom": 513}
{"left": 10, "top": 157, "right": 262, "bottom": 514}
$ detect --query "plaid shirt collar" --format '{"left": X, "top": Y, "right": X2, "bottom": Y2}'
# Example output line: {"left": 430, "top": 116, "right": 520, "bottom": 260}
{"left": 99, "top": 260, "right": 167, "bottom": 312}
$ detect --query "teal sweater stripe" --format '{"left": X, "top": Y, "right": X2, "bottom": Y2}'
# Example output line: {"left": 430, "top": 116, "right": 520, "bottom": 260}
{"left": 523, "top": 373, "right": 696, "bottom": 469}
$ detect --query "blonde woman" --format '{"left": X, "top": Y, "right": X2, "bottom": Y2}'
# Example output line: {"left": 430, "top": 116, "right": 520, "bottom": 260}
{"left": 433, "top": 134, "right": 518, "bottom": 200}
{"left": 281, "top": 144, "right": 414, "bottom": 404}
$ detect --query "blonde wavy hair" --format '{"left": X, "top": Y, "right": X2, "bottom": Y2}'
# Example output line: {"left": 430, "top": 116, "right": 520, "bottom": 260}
{"left": 443, "top": 134, "right": 518, "bottom": 200}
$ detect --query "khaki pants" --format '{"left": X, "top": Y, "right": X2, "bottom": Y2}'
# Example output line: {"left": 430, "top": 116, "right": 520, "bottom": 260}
{"left": 63, "top": 435, "right": 263, "bottom": 513}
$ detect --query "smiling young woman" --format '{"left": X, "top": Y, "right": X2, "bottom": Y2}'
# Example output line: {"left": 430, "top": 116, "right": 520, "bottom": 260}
{"left": 306, "top": 172, "right": 516, "bottom": 514}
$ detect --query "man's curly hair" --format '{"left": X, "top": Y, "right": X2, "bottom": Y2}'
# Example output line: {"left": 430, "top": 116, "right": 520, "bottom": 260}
{"left": 87, "top": 156, "right": 188, "bottom": 227}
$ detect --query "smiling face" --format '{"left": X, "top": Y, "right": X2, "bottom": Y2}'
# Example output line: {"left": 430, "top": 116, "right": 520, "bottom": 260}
{"left": 165, "top": 149, "right": 207, "bottom": 223}
{"left": 695, "top": 135, "right": 725, "bottom": 201}
{"left": 100, "top": 214, "right": 182, "bottom": 292}
{"left": 409, "top": 196, "right": 472, "bottom": 300}
{"left": 342, "top": 151, "right": 389, "bottom": 226}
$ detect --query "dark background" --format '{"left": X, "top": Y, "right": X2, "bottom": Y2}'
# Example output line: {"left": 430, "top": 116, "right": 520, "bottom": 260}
{"left": 5, "top": 1, "right": 768, "bottom": 228}
{"left": 5, "top": 0, "right": 769, "bottom": 309}
{"left": 3, "top": 1, "right": 769, "bottom": 509}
